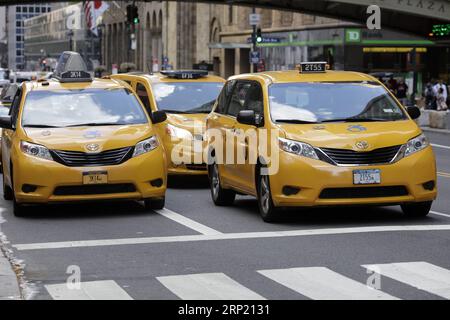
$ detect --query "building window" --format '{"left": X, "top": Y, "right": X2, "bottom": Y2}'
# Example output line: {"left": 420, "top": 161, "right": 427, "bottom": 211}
{"left": 16, "top": 7, "right": 21, "bottom": 13}
{"left": 36, "top": 7, "right": 40, "bottom": 13}
{"left": 228, "top": 5, "right": 233, "bottom": 25}
{"left": 22, "top": 6, "right": 27, "bottom": 13}
{"left": 16, "top": 21, "right": 22, "bottom": 27}
{"left": 29, "top": 7, "right": 34, "bottom": 13}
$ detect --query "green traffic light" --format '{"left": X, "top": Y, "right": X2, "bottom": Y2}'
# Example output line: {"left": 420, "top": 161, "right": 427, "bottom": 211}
{"left": 256, "top": 36, "right": 262, "bottom": 43}
{"left": 134, "top": 17, "right": 139, "bottom": 24}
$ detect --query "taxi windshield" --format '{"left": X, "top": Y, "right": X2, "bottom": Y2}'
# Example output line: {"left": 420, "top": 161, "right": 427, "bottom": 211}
{"left": 151, "top": 82, "right": 223, "bottom": 114}
{"left": 269, "top": 82, "right": 407, "bottom": 124}
{"left": 22, "top": 88, "right": 148, "bottom": 128}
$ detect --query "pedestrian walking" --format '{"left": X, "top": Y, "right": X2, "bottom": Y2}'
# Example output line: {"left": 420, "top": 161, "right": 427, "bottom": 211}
{"left": 436, "top": 87, "right": 448, "bottom": 111}
{"left": 396, "top": 79, "right": 408, "bottom": 106}
{"left": 433, "top": 79, "right": 448, "bottom": 106}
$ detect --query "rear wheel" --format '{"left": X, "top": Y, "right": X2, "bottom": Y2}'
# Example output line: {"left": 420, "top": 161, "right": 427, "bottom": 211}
{"left": 257, "top": 171, "right": 278, "bottom": 223}
{"left": 144, "top": 197, "right": 165, "bottom": 210}
{"left": 209, "top": 163, "right": 235, "bottom": 206}
{"left": 401, "top": 201, "right": 432, "bottom": 218}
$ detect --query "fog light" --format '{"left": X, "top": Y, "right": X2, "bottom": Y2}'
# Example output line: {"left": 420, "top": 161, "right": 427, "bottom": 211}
{"left": 150, "top": 179, "right": 163, "bottom": 187}
{"left": 22, "top": 184, "right": 37, "bottom": 193}
{"left": 282, "top": 186, "right": 300, "bottom": 196}
{"left": 422, "top": 180, "right": 435, "bottom": 191}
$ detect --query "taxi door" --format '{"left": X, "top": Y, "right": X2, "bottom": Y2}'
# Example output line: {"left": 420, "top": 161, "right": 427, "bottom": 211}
{"left": 2, "top": 87, "right": 23, "bottom": 186}
{"left": 226, "top": 81, "right": 263, "bottom": 194}
{"left": 207, "top": 80, "right": 235, "bottom": 183}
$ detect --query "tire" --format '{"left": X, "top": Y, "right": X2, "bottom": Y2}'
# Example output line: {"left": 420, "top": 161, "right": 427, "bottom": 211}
{"left": 13, "top": 199, "right": 26, "bottom": 217}
{"left": 144, "top": 197, "right": 165, "bottom": 210}
{"left": 256, "top": 170, "right": 278, "bottom": 223}
{"left": 209, "top": 163, "right": 235, "bottom": 206}
{"left": 401, "top": 201, "right": 432, "bottom": 218}
{"left": 3, "top": 173, "right": 13, "bottom": 201}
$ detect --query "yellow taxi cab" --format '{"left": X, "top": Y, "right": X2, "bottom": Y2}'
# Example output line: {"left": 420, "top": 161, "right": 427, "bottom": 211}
{"left": 110, "top": 71, "right": 225, "bottom": 175}
{"left": 206, "top": 62, "right": 437, "bottom": 222}
{"left": 0, "top": 52, "right": 168, "bottom": 216}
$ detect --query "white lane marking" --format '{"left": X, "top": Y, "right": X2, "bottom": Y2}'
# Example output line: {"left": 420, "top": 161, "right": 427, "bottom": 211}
{"left": 156, "top": 208, "right": 222, "bottom": 235}
{"left": 157, "top": 273, "right": 265, "bottom": 300}
{"left": 13, "top": 224, "right": 450, "bottom": 251}
{"left": 258, "top": 267, "right": 398, "bottom": 300}
{"left": 363, "top": 262, "right": 450, "bottom": 299}
{"left": 431, "top": 211, "right": 450, "bottom": 218}
{"left": 45, "top": 280, "right": 133, "bottom": 300}
{"left": 432, "top": 143, "right": 450, "bottom": 150}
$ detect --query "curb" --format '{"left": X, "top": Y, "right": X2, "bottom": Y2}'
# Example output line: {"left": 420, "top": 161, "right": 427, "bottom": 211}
{"left": 421, "top": 126, "right": 450, "bottom": 135}
{"left": 0, "top": 249, "right": 21, "bottom": 300}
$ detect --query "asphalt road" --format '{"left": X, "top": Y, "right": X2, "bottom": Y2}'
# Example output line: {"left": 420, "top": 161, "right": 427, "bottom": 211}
{"left": 0, "top": 130, "right": 449, "bottom": 300}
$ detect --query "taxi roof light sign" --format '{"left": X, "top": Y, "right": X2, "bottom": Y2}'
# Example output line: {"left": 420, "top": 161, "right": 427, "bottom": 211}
{"left": 299, "top": 62, "right": 328, "bottom": 74}
{"left": 160, "top": 70, "right": 208, "bottom": 79}
{"left": 53, "top": 51, "right": 92, "bottom": 83}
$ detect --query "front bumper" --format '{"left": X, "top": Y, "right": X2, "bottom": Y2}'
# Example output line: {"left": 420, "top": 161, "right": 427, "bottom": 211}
{"left": 13, "top": 147, "right": 167, "bottom": 204}
{"left": 164, "top": 139, "right": 207, "bottom": 175}
{"left": 270, "top": 146, "right": 437, "bottom": 207}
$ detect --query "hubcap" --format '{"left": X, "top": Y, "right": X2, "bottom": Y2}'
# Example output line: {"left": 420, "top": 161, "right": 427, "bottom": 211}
{"left": 260, "top": 175, "right": 270, "bottom": 213}
{"left": 211, "top": 165, "right": 220, "bottom": 199}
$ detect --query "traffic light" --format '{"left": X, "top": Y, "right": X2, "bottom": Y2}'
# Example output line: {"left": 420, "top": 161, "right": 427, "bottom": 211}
{"left": 126, "top": 4, "right": 139, "bottom": 25}
{"left": 256, "top": 28, "right": 263, "bottom": 43}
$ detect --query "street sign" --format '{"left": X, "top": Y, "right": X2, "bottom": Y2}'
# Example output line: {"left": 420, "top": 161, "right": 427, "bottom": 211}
{"left": 249, "top": 13, "right": 261, "bottom": 26}
{"left": 247, "top": 37, "right": 282, "bottom": 44}
{"left": 250, "top": 51, "right": 260, "bottom": 64}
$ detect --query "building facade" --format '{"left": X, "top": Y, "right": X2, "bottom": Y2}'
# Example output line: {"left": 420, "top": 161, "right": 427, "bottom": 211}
{"left": 7, "top": 3, "right": 53, "bottom": 70}
{"left": 24, "top": 2, "right": 101, "bottom": 71}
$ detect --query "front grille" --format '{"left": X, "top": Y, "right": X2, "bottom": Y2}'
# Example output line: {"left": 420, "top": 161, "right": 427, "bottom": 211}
{"left": 319, "top": 186, "right": 408, "bottom": 199}
{"left": 319, "top": 145, "right": 401, "bottom": 165}
{"left": 51, "top": 147, "right": 133, "bottom": 167}
{"left": 53, "top": 183, "right": 136, "bottom": 196}
{"left": 185, "top": 163, "right": 207, "bottom": 171}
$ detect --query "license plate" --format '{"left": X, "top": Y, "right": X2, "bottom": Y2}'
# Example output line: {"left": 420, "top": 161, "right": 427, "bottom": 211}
{"left": 82, "top": 171, "right": 108, "bottom": 185}
{"left": 353, "top": 169, "right": 381, "bottom": 185}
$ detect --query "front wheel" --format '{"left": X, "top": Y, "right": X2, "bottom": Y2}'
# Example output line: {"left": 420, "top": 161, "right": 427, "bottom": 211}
{"left": 144, "top": 197, "right": 165, "bottom": 210}
{"left": 3, "top": 173, "right": 13, "bottom": 201}
{"left": 13, "top": 199, "right": 27, "bottom": 217}
{"left": 401, "top": 201, "right": 432, "bottom": 218}
{"left": 209, "top": 163, "right": 235, "bottom": 206}
{"left": 257, "top": 172, "right": 278, "bottom": 223}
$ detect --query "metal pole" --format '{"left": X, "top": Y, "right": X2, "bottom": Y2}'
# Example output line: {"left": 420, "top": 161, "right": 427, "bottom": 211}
{"left": 252, "top": 7, "right": 257, "bottom": 72}
{"left": 411, "top": 47, "right": 418, "bottom": 106}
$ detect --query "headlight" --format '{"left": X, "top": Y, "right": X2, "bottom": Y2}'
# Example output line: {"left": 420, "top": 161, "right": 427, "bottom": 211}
{"left": 166, "top": 124, "right": 193, "bottom": 140}
{"left": 279, "top": 138, "right": 319, "bottom": 160}
{"left": 404, "top": 133, "right": 429, "bottom": 158}
{"left": 132, "top": 136, "right": 159, "bottom": 157}
{"left": 20, "top": 141, "right": 52, "bottom": 160}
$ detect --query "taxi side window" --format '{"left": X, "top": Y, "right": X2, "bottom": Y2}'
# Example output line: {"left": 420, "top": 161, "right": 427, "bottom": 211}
{"left": 216, "top": 80, "right": 234, "bottom": 114}
{"left": 136, "top": 82, "right": 151, "bottom": 113}
{"left": 9, "top": 88, "right": 22, "bottom": 129}
{"left": 227, "top": 81, "right": 263, "bottom": 118}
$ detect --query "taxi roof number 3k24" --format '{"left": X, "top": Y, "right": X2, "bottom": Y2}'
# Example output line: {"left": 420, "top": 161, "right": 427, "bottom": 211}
{"left": 0, "top": 52, "right": 168, "bottom": 217}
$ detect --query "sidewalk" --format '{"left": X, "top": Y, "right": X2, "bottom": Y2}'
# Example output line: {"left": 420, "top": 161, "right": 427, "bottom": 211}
{"left": 0, "top": 249, "right": 21, "bottom": 300}
{"left": 421, "top": 126, "right": 450, "bottom": 135}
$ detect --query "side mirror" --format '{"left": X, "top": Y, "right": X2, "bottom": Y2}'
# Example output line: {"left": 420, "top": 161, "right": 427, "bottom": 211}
{"left": 0, "top": 116, "right": 12, "bottom": 130}
{"left": 237, "top": 110, "right": 260, "bottom": 126}
{"left": 407, "top": 106, "right": 421, "bottom": 120}
{"left": 151, "top": 110, "right": 167, "bottom": 124}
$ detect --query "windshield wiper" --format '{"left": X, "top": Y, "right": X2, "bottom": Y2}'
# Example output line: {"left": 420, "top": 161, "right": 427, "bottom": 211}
{"left": 320, "top": 118, "right": 390, "bottom": 123}
{"left": 162, "top": 109, "right": 191, "bottom": 114}
{"left": 23, "top": 124, "right": 61, "bottom": 128}
{"left": 64, "top": 122, "right": 127, "bottom": 127}
{"left": 275, "top": 119, "right": 319, "bottom": 124}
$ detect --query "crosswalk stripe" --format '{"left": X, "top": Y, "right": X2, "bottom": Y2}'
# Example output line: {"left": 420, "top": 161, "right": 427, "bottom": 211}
{"left": 432, "top": 143, "right": 450, "bottom": 150}
{"left": 258, "top": 267, "right": 398, "bottom": 300}
{"left": 363, "top": 262, "right": 450, "bottom": 299}
{"left": 45, "top": 280, "right": 133, "bottom": 300}
{"left": 157, "top": 273, "right": 266, "bottom": 300}
{"left": 156, "top": 208, "right": 222, "bottom": 235}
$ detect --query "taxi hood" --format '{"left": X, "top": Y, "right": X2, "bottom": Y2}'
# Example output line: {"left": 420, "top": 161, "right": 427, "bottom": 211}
{"left": 277, "top": 120, "right": 421, "bottom": 151}
{"left": 166, "top": 113, "right": 207, "bottom": 133}
{"left": 23, "top": 124, "right": 152, "bottom": 152}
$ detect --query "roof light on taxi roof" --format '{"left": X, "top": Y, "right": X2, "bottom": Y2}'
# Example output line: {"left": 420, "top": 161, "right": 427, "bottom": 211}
{"left": 53, "top": 51, "right": 92, "bottom": 83}
{"left": 297, "top": 62, "right": 329, "bottom": 74}
{"left": 160, "top": 70, "right": 208, "bottom": 79}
